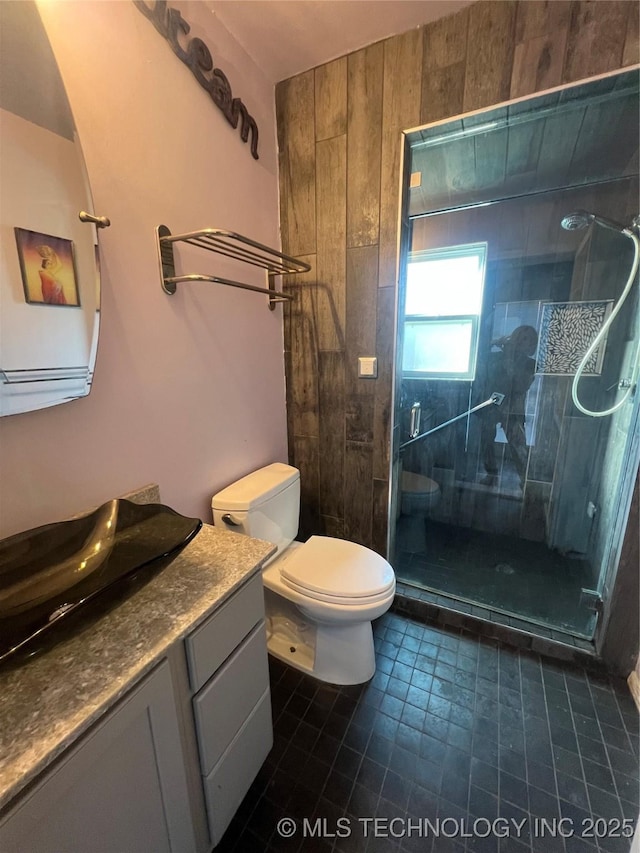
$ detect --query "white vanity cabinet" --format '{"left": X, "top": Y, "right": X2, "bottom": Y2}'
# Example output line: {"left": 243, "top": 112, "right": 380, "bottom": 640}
{"left": 0, "top": 570, "right": 273, "bottom": 853}
{"left": 185, "top": 571, "right": 273, "bottom": 846}
{"left": 0, "top": 660, "right": 196, "bottom": 853}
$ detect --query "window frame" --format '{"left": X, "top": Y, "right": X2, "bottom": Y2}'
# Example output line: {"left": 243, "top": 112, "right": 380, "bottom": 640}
{"left": 402, "top": 242, "right": 487, "bottom": 382}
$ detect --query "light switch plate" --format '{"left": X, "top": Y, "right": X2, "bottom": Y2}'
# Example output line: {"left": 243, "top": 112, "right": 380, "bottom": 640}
{"left": 358, "top": 357, "right": 378, "bottom": 378}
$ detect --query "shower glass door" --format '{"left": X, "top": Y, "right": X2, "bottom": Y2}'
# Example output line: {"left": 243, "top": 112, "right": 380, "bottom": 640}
{"left": 392, "top": 69, "right": 640, "bottom": 641}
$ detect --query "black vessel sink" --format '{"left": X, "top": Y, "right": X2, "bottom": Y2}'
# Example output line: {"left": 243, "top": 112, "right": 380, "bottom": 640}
{"left": 0, "top": 500, "right": 202, "bottom": 664}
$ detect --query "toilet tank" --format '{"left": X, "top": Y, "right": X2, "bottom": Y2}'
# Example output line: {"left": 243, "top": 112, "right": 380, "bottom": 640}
{"left": 211, "top": 463, "right": 300, "bottom": 556}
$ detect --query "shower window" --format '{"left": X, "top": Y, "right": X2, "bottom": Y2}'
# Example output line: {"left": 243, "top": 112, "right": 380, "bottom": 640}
{"left": 402, "top": 242, "right": 487, "bottom": 380}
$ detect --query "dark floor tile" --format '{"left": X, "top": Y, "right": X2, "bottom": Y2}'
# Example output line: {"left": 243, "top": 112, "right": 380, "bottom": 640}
{"left": 553, "top": 745, "right": 585, "bottom": 781}
{"left": 335, "top": 745, "right": 365, "bottom": 780}
{"left": 344, "top": 721, "right": 372, "bottom": 754}
{"left": 356, "top": 758, "right": 386, "bottom": 797}
{"left": 471, "top": 756, "right": 500, "bottom": 795}
{"left": 373, "top": 711, "right": 400, "bottom": 741}
{"left": 381, "top": 769, "right": 412, "bottom": 810}
{"left": 220, "top": 619, "right": 639, "bottom": 853}
{"left": 613, "top": 769, "right": 639, "bottom": 808}
{"left": 499, "top": 746, "right": 526, "bottom": 780}
{"left": 469, "top": 784, "right": 499, "bottom": 820}
{"left": 387, "top": 676, "right": 411, "bottom": 702}
{"left": 366, "top": 734, "right": 394, "bottom": 767}
{"left": 380, "top": 694, "right": 405, "bottom": 721}
{"left": 587, "top": 784, "right": 622, "bottom": 820}
{"left": 526, "top": 758, "right": 556, "bottom": 794}
{"left": 439, "top": 772, "right": 469, "bottom": 811}
{"left": 287, "top": 780, "right": 321, "bottom": 819}
{"left": 607, "top": 743, "right": 640, "bottom": 777}
{"left": 472, "top": 735, "right": 500, "bottom": 767}
{"left": 582, "top": 756, "right": 615, "bottom": 793}
{"left": 556, "top": 769, "right": 590, "bottom": 811}
{"left": 346, "top": 781, "right": 379, "bottom": 819}
{"left": 528, "top": 783, "right": 562, "bottom": 824}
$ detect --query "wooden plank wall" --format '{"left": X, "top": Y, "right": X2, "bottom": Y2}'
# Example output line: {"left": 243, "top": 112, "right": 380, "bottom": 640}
{"left": 276, "top": 0, "right": 639, "bottom": 553}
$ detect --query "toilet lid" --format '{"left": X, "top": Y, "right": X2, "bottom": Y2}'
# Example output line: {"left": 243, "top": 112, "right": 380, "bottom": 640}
{"left": 279, "top": 536, "right": 395, "bottom": 599}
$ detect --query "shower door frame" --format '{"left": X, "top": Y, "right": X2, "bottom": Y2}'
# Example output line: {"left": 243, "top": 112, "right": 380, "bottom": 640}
{"left": 387, "top": 65, "right": 640, "bottom": 650}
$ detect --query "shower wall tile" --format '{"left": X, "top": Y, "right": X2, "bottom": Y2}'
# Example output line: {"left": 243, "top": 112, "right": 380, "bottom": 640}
{"left": 276, "top": 71, "right": 316, "bottom": 258}
{"left": 548, "top": 416, "right": 602, "bottom": 554}
{"left": 420, "top": 60, "right": 467, "bottom": 126}
{"left": 318, "top": 352, "right": 345, "bottom": 521}
{"left": 510, "top": 0, "right": 570, "bottom": 99}
{"left": 347, "top": 43, "right": 384, "bottom": 249}
{"left": 563, "top": 1, "right": 630, "bottom": 83}
{"left": 511, "top": 30, "right": 568, "bottom": 99}
{"left": 463, "top": 2, "right": 517, "bottom": 112}
{"left": 345, "top": 246, "right": 378, "bottom": 444}
{"left": 600, "top": 473, "right": 639, "bottom": 673}
{"left": 379, "top": 29, "right": 423, "bottom": 291}
{"left": 315, "top": 135, "right": 347, "bottom": 352}
{"left": 420, "top": 7, "right": 469, "bottom": 124}
{"left": 527, "top": 376, "right": 568, "bottom": 483}
{"left": 286, "top": 276, "right": 319, "bottom": 440}
{"left": 283, "top": 255, "right": 315, "bottom": 355}
{"left": 373, "top": 286, "right": 395, "bottom": 481}
{"left": 372, "top": 478, "right": 390, "bottom": 556}
{"left": 344, "top": 442, "right": 373, "bottom": 547}
{"left": 520, "top": 481, "right": 552, "bottom": 543}
{"left": 514, "top": 0, "right": 572, "bottom": 42}
{"left": 276, "top": 0, "right": 638, "bottom": 565}
{"left": 314, "top": 57, "right": 347, "bottom": 142}
{"left": 319, "top": 514, "right": 344, "bottom": 539}
{"left": 345, "top": 395, "right": 375, "bottom": 446}
{"left": 293, "top": 434, "right": 320, "bottom": 541}
{"left": 623, "top": 3, "right": 640, "bottom": 66}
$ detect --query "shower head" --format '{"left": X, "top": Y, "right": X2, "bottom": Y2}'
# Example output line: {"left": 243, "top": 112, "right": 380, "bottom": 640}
{"left": 561, "top": 211, "right": 594, "bottom": 231}
{"left": 561, "top": 209, "right": 630, "bottom": 234}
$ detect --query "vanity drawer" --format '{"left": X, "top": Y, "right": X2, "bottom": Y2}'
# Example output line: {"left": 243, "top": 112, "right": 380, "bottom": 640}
{"left": 185, "top": 572, "right": 264, "bottom": 692}
{"left": 193, "top": 620, "right": 269, "bottom": 776}
{"left": 203, "top": 688, "right": 273, "bottom": 846}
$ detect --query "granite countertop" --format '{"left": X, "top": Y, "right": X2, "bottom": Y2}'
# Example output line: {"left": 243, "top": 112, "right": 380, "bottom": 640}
{"left": 0, "top": 523, "right": 275, "bottom": 811}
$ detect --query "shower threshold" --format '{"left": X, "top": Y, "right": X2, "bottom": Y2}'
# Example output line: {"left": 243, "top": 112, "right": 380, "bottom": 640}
{"left": 393, "top": 581, "right": 598, "bottom": 667}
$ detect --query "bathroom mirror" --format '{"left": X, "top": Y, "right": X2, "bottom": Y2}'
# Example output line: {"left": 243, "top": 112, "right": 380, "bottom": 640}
{"left": 0, "top": 1, "right": 102, "bottom": 416}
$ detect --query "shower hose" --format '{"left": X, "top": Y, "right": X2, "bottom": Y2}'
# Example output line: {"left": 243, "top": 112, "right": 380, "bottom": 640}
{"left": 572, "top": 227, "right": 640, "bottom": 417}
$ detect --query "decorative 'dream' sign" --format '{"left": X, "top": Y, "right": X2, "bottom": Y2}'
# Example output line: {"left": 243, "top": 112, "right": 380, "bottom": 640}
{"left": 134, "top": 0, "right": 259, "bottom": 159}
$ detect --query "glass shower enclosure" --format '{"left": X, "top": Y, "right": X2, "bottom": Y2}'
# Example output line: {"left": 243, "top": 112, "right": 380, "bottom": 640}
{"left": 391, "top": 69, "right": 640, "bottom": 642}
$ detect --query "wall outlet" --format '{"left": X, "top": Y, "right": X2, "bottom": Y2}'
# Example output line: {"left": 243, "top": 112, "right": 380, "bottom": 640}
{"left": 358, "top": 357, "right": 377, "bottom": 378}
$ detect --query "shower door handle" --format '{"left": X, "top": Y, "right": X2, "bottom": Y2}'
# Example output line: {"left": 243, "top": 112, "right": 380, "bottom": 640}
{"left": 409, "top": 402, "right": 421, "bottom": 438}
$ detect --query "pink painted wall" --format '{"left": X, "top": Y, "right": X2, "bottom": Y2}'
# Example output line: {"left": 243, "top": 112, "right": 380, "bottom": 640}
{"left": 0, "top": 1, "right": 288, "bottom": 537}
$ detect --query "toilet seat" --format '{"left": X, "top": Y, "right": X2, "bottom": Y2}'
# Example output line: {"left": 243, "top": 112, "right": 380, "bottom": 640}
{"left": 278, "top": 535, "right": 395, "bottom": 604}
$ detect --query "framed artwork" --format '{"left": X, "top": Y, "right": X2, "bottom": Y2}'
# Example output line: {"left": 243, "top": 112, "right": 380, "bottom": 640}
{"left": 536, "top": 300, "right": 613, "bottom": 375}
{"left": 14, "top": 227, "right": 81, "bottom": 307}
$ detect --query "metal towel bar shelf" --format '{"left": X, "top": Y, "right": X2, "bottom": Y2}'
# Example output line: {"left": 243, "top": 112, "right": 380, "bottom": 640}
{"left": 156, "top": 225, "right": 311, "bottom": 310}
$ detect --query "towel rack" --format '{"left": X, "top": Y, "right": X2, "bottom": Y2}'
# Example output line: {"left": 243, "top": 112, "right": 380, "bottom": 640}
{"left": 155, "top": 225, "right": 311, "bottom": 310}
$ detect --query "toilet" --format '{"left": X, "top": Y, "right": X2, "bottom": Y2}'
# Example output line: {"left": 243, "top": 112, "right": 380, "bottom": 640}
{"left": 212, "top": 463, "right": 396, "bottom": 685}
{"left": 398, "top": 470, "right": 441, "bottom": 554}
{"left": 400, "top": 471, "right": 441, "bottom": 516}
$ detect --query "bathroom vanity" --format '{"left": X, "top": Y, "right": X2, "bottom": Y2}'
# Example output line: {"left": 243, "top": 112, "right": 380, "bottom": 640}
{"left": 0, "top": 516, "right": 275, "bottom": 852}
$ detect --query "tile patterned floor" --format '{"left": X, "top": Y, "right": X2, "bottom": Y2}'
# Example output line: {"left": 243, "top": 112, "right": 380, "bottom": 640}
{"left": 216, "top": 612, "right": 639, "bottom": 853}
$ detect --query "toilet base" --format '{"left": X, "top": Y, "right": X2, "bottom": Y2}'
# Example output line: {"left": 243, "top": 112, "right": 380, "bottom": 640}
{"left": 264, "top": 589, "right": 377, "bottom": 685}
